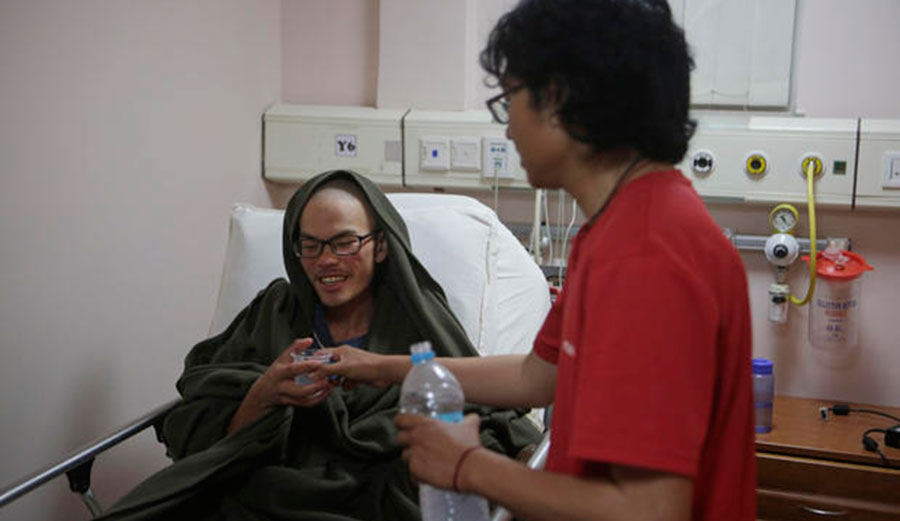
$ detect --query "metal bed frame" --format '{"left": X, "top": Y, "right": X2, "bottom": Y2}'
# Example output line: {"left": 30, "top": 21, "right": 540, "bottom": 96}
{"left": 0, "top": 398, "right": 546, "bottom": 521}
{"left": 0, "top": 398, "right": 182, "bottom": 517}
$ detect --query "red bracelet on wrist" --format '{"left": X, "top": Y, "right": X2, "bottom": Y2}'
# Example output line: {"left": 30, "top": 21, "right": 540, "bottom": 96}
{"left": 452, "top": 446, "right": 481, "bottom": 493}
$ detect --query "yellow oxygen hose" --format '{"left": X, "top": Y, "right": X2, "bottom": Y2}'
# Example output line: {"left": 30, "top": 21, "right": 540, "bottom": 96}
{"left": 790, "top": 160, "right": 817, "bottom": 306}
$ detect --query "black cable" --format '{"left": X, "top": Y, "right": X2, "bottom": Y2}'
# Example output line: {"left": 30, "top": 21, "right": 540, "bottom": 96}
{"left": 852, "top": 408, "right": 900, "bottom": 423}
{"left": 824, "top": 405, "right": 899, "bottom": 468}
{"left": 875, "top": 448, "right": 889, "bottom": 467}
{"left": 829, "top": 404, "right": 900, "bottom": 423}
{"left": 862, "top": 428, "right": 892, "bottom": 468}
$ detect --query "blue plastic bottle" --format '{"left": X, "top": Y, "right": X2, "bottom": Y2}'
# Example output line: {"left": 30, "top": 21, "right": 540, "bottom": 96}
{"left": 752, "top": 358, "right": 774, "bottom": 433}
{"left": 399, "top": 341, "right": 489, "bottom": 521}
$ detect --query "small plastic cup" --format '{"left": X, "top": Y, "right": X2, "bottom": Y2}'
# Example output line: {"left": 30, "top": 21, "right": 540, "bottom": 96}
{"left": 291, "top": 349, "right": 334, "bottom": 385}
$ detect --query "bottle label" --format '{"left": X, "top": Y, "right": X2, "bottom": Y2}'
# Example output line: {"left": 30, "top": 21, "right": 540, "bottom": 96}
{"left": 436, "top": 411, "right": 464, "bottom": 423}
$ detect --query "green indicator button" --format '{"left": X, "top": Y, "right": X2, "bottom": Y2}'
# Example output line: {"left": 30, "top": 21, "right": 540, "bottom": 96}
{"left": 833, "top": 160, "right": 847, "bottom": 175}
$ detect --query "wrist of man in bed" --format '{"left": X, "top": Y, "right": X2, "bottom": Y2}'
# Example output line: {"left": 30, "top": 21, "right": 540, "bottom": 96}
{"left": 228, "top": 381, "right": 273, "bottom": 433}
{"left": 386, "top": 354, "right": 413, "bottom": 384}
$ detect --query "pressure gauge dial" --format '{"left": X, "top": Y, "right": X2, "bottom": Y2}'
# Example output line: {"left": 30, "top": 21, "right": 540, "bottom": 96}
{"left": 769, "top": 204, "right": 799, "bottom": 234}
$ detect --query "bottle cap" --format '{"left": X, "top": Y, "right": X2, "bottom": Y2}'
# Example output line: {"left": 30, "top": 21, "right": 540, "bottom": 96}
{"left": 410, "top": 341, "right": 433, "bottom": 355}
{"left": 410, "top": 341, "right": 435, "bottom": 364}
{"left": 752, "top": 357, "right": 773, "bottom": 375}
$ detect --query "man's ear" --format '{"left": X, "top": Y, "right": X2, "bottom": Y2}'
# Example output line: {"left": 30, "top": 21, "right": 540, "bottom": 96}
{"left": 540, "top": 82, "right": 566, "bottom": 125}
{"left": 374, "top": 233, "right": 388, "bottom": 263}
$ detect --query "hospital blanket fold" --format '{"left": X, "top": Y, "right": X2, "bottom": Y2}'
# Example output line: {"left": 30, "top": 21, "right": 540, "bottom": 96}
{"left": 97, "top": 170, "right": 540, "bottom": 521}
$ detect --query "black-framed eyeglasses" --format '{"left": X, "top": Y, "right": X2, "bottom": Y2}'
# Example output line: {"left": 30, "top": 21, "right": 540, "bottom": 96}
{"left": 485, "top": 84, "right": 526, "bottom": 124}
{"left": 293, "top": 230, "right": 380, "bottom": 259}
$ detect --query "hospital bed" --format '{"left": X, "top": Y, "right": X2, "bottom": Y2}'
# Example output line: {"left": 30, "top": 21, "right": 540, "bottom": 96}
{"left": 0, "top": 192, "right": 552, "bottom": 520}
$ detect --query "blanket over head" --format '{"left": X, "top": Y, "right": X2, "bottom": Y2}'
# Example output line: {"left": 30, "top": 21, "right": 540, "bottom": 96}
{"left": 99, "top": 170, "right": 540, "bottom": 521}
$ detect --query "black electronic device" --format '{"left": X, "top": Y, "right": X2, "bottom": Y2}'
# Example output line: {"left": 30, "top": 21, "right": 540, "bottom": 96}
{"left": 820, "top": 403, "right": 899, "bottom": 467}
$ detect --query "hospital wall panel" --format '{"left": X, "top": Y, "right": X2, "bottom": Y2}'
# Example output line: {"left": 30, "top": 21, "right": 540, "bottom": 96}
{"left": 680, "top": 115, "right": 858, "bottom": 207}
{"left": 855, "top": 120, "right": 900, "bottom": 209}
{"left": 263, "top": 104, "right": 405, "bottom": 185}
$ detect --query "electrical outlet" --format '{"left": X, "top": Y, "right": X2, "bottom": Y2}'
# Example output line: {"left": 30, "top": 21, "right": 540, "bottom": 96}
{"left": 883, "top": 152, "right": 900, "bottom": 189}
{"left": 482, "top": 137, "right": 514, "bottom": 179}
{"left": 420, "top": 137, "right": 450, "bottom": 171}
{"left": 884, "top": 152, "right": 900, "bottom": 189}
{"left": 450, "top": 137, "right": 481, "bottom": 172}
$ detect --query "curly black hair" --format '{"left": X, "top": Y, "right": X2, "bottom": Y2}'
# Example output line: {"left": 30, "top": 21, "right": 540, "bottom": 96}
{"left": 480, "top": 0, "right": 696, "bottom": 163}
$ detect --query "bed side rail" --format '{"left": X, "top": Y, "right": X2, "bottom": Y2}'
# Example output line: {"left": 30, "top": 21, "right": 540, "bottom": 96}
{"left": 0, "top": 398, "right": 182, "bottom": 517}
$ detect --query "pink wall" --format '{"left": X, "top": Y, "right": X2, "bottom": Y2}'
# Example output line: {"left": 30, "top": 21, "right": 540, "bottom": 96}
{"left": 281, "top": 0, "right": 379, "bottom": 106}
{"left": 0, "top": 1, "right": 281, "bottom": 519}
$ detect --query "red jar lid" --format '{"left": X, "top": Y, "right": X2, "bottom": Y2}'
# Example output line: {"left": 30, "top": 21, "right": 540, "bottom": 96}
{"left": 802, "top": 250, "right": 873, "bottom": 280}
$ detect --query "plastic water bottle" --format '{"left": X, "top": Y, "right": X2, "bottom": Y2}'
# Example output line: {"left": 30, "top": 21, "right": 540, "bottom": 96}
{"left": 399, "top": 341, "right": 490, "bottom": 521}
{"left": 752, "top": 358, "right": 774, "bottom": 433}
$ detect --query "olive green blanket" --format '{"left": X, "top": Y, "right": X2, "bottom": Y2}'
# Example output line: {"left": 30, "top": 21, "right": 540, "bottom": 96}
{"left": 98, "top": 170, "right": 540, "bottom": 521}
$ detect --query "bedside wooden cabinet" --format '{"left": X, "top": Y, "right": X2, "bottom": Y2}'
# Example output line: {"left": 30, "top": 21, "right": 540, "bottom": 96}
{"left": 756, "top": 395, "right": 900, "bottom": 520}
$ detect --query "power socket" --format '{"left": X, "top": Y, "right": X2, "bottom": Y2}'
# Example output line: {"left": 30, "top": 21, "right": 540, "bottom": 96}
{"left": 883, "top": 152, "right": 900, "bottom": 189}
{"left": 482, "top": 137, "right": 514, "bottom": 179}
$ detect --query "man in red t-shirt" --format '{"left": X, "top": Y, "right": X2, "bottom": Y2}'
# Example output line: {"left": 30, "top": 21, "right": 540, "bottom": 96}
{"left": 315, "top": 0, "right": 756, "bottom": 519}
{"left": 532, "top": 169, "right": 755, "bottom": 520}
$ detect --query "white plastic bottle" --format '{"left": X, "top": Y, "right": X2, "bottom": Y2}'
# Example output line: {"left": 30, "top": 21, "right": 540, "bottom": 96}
{"left": 752, "top": 358, "right": 774, "bottom": 433}
{"left": 399, "top": 341, "right": 490, "bottom": 521}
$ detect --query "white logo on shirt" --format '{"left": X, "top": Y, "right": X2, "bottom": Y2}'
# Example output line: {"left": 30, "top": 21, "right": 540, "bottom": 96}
{"left": 562, "top": 340, "right": 576, "bottom": 357}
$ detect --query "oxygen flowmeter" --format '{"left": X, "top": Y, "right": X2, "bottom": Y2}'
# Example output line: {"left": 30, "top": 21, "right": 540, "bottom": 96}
{"left": 765, "top": 204, "right": 801, "bottom": 323}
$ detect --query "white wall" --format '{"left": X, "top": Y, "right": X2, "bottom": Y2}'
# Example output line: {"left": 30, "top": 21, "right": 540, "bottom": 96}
{"left": 467, "top": 0, "right": 520, "bottom": 110}
{"left": 277, "top": 0, "right": 900, "bottom": 407}
{"left": 0, "top": 1, "right": 281, "bottom": 519}
{"left": 377, "top": 0, "right": 470, "bottom": 109}
{"left": 792, "top": 0, "right": 900, "bottom": 118}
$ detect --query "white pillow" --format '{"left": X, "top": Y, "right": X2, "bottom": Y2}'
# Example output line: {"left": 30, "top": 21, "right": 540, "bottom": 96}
{"left": 209, "top": 204, "right": 286, "bottom": 337}
{"left": 386, "top": 194, "right": 493, "bottom": 350}
{"left": 209, "top": 195, "right": 550, "bottom": 358}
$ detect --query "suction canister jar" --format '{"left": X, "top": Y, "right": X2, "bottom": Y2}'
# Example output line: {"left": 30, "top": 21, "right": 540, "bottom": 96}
{"left": 805, "top": 249, "right": 873, "bottom": 352}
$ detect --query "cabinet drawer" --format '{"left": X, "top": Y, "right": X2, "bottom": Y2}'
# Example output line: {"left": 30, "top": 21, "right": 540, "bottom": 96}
{"left": 757, "top": 452, "right": 900, "bottom": 505}
{"left": 758, "top": 488, "right": 900, "bottom": 521}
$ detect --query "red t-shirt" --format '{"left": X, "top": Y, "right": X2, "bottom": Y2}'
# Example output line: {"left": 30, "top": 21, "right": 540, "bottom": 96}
{"left": 534, "top": 170, "right": 755, "bottom": 520}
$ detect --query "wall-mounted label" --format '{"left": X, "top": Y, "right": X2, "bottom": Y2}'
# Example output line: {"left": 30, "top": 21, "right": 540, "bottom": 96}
{"left": 335, "top": 135, "right": 357, "bottom": 157}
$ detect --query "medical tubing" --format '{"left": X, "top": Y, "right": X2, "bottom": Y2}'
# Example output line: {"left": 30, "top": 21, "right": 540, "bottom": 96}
{"left": 790, "top": 161, "right": 817, "bottom": 306}
{"left": 492, "top": 160, "right": 500, "bottom": 213}
{"left": 558, "top": 198, "right": 577, "bottom": 281}
{"left": 555, "top": 190, "right": 565, "bottom": 260}
{"left": 542, "top": 190, "right": 554, "bottom": 264}
{"left": 530, "top": 190, "right": 542, "bottom": 263}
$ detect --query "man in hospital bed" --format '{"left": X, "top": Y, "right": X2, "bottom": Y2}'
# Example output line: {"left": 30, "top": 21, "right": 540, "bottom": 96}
{"left": 96, "top": 169, "right": 539, "bottom": 521}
